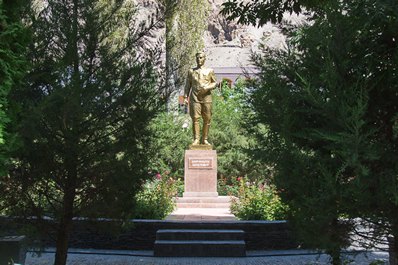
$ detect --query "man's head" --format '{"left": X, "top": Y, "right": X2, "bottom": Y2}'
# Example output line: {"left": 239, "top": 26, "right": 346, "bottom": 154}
{"left": 196, "top": 52, "right": 206, "bottom": 67}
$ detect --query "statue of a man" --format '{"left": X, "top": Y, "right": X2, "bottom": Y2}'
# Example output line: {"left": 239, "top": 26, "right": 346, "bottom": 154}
{"left": 184, "top": 52, "right": 217, "bottom": 146}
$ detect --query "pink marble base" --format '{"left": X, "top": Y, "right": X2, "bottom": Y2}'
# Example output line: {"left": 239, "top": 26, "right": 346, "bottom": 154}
{"left": 183, "top": 150, "right": 218, "bottom": 197}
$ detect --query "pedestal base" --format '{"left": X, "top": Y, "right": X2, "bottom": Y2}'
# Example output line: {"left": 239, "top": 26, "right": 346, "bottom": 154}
{"left": 176, "top": 196, "right": 233, "bottom": 208}
{"left": 183, "top": 192, "right": 218, "bottom": 197}
{"left": 189, "top": 144, "right": 213, "bottom": 150}
{"left": 184, "top": 150, "right": 218, "bottom": 197}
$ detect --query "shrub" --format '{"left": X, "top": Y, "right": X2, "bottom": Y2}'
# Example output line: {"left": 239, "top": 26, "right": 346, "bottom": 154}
{"left": 231, "top": 178, "right": 288, "bottom": 220}
{"left": 132, "top": 173, "right": 180, "bottom": 219}
{"left": 217, "top": 176, "right": 240, "bottom": 197}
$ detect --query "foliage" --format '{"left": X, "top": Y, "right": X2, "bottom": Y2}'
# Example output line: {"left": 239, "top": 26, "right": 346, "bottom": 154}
{"left": 0, "top": 0, "right": 29, "bottom": 176}
{"left": 133, "top": 173, "right": 180, "bottom": 220}
{"left": 221, "top": 0, "right": 328, "bottom": 25}
{"left": 160, "top": 0, "right": 209, "bottom": 94}
{"left": 1, "top": 1, "right": 164, "bottom": 264}
{"left": 212, "top": 80, "right": 270, "bottom": 183}
{"left": 231, "top": 177, "right": 288, "bottom": 220}
{"left": 147, "top": 111, "right": 191, "bottom": 179}
{"left": 170, "top": 0, "right": 209, "bottom": 87}
{"left": 247, "top": 0, "right": 398, "bottom": 263}
{"left": 217, "top": 176, "right": 239, "bottom": 197}
{"left": 369, "top": 261, "right": 387, "bottom": 265}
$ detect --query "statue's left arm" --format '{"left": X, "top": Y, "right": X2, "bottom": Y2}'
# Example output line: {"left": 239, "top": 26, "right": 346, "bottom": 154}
{"left": 204, "top": 69, "right": 217, "bottom": 92}
{"left": 207, "top": 69, "right": 217, "bottom": 90}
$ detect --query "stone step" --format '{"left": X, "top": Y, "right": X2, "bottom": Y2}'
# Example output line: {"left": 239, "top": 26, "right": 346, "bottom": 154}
{"left": 156, "top": 229, "right": 244, "bottom": 241}
{"left": 176, "top": 196, "right": 234, "bottom": 208}
{"left": 176, "top": 203, "right": 231, "bottom": 208}
{"left": 154, "top": 229, "right": 246, "bottom": 257}
{"left": 154, "top": 240, "right": 246, "bottom": 257}
{"left": 176, "top": 196, "right": 233, "bottom": 203}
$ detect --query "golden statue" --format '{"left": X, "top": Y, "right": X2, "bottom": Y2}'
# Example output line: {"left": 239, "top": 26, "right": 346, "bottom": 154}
{"left": 184, "top": 52, "right": 217, "bottom": 146}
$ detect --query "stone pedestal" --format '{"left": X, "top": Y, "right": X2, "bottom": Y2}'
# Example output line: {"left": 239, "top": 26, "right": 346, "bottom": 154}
{"left": 183, "top": 149, "right": 218, "bottom": 197}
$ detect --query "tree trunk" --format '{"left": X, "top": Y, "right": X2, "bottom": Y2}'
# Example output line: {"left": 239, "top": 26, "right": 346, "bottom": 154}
{"left": 165, "top": 14, "right": 178, "bottom": 98}
{"left": 53, "top": 188, "right": 75, "bottom": 265}
{"left": 53, "top": 216, "right": 73, "bottom": 265}
{"left": 54, "top": 0, "right": 79, "bottom": 263}
{"left": 53, "top": 149, "right": 78, "bottom": 265}
{"left": 329, "top": 249, "right": 341, "bottom": 265}
{"left": 164, "top": 0, "right": 182, "bottom": 102}
{"left": 389, "top": 236, "right": 398, "bottom": 265}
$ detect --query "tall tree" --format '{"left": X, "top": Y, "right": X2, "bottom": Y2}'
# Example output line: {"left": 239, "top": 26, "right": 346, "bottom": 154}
{"left": 0, "top": 0, "right": 29, "bottom": 176}
{"left": 159, "top": 0, "right": 209, "bottom": 98}
{"left": 223, "top": 0, "right": 398, "bottom": 264}
{"left": 1, "top": 1, "right": 163, "bottom": 265}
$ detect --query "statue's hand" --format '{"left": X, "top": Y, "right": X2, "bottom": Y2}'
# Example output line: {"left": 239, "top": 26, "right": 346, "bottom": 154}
{"left": 199, "top": 86, "right": 211, "bottom": 95}
{"left": 184, "top": 97, "right": 189, "bottom": 105}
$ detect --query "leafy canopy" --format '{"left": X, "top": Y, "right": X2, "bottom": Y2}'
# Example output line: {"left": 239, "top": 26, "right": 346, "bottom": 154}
{"left": 221, "top": 0, "right": 329, "bottom": 25}
{"left": 0, "top": 0, "right": 29, "bottom": 175}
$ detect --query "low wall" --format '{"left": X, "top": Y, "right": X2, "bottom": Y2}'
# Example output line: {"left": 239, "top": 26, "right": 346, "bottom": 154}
{"left": 0, "top": 217, "right": 298, "bottom": 250}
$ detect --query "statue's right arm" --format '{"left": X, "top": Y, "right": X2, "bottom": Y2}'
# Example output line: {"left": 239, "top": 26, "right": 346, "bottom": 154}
{"left": 184, "top": 70, "right": 192, "bottom": 103}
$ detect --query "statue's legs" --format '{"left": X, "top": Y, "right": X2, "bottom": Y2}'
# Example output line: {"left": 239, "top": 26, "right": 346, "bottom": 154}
{"left": 202, "top": 122, "right": 211, "bottom": 145}
{"left": 190, "top": 102, "right": 201, "bottom": 145}
{"left": 201, "top": 103, "right": 212, "bottom": 145}
{"left": 192, "top": 118, "right": 200, "bottom": 145}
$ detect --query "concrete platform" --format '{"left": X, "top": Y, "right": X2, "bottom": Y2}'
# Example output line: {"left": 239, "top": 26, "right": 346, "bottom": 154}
{"left": 166, "top": 207, "right": 237, "bottom": 221}
{"left": 176, "top": 196, "right": 232, "bottom": 206}
{"left": 168, "top": 195, "right": 236, "bottom": 221}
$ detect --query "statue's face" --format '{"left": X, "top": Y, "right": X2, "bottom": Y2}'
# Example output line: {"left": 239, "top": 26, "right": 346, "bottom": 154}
{"left": 196, "top": 53, "right": 205, "bottom": 67}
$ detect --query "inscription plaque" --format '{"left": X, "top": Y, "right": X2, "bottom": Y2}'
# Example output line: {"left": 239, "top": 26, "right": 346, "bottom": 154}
{"left": 188, "top": 158, "right": 213, "bottom": 169}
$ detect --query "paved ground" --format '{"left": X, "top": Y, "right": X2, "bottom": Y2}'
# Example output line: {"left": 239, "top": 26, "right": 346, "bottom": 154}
{"left": 25, "top": 248, "right": 389, "bottom": 265}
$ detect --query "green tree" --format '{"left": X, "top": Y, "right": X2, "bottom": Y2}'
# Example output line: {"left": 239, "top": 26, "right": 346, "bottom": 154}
{"left": 243, "top": 0, "right": 398, "bottom": 264}
{"left": 147, "top": 111, "right": 191, "bottom": 178}
{"left": 159, "top": 0, "right": 209, "bottom": 96}
{"left": 1, "top": 1, "right": 163, "bottom": 265}
{"left": 0, "top": 0, "right": 29, "bottom": 175}
{"left": 212, "top": 80, "right": 268, "bottom": 182}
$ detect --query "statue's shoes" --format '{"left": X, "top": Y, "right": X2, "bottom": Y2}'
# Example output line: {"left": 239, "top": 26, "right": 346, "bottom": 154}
{"left": 192, "top": 139, "right": 200, "bottom": 145}
{"left": 202, "top": 140, "right": 211, "bottom": 145}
